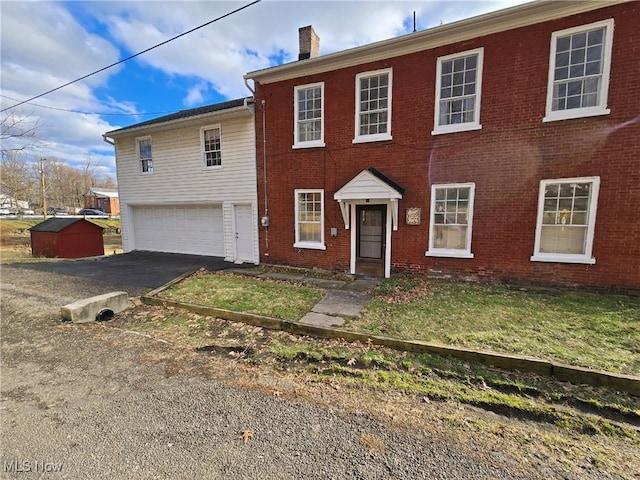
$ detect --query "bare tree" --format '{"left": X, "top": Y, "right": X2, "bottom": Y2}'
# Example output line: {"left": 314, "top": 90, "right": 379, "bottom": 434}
{"left": 0, "top": 152, "right": 38, "bottom": 209}
{"left": 1, "top": 106, "right": 117, "bottom": 212}
{"left": 0, "top": 107, "right": 42, "bottom": 159}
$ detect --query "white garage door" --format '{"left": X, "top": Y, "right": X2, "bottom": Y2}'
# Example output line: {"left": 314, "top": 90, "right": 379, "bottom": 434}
{"left": 132, "top": 205, "right": 224, "bottom": 257}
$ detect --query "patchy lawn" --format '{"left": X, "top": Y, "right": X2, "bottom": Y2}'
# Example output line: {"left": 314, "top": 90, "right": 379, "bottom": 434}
{"left": 158, "top": 271, "right": 324, "bottom": 321}
{"left": 349, "top": 277, "right": 640, "bottom": 376}
{"left": 160, "top": 271, "right": 640, "bottom": 376}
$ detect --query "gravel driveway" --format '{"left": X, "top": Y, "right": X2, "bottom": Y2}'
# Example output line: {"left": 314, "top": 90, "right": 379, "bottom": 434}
{"left": 0, "top": 265, "right": 630, "bottom": 479}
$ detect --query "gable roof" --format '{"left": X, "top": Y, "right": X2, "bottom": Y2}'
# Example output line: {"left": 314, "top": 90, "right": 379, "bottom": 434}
{"left": 85, "top": 188, "right": 119, "bottom": 198}
{"left": 29, "top": 218, "right": 103, "bottom": 233}
{"left": 334, "top": 168, "right": 404, "bottom": 201}
{"left": 105, "top": 97, "right": 253, "bottom": 137}
{"left": 245, "top": 0, "right": 625, "bottom": 84}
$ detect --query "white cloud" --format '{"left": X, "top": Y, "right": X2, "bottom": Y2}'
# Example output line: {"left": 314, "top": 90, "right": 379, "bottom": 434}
{"left": 1, "top": 0, "right": 529, "bottom": 179}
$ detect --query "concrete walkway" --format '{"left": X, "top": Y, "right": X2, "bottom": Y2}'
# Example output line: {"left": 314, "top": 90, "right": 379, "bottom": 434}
{"left": 230, "top": 269, "right": 379, "bottom": 327}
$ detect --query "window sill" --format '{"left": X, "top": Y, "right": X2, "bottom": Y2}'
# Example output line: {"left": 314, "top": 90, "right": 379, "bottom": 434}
{"left": 202, "top": 165, "right": 223, "bottom": 171}
{"left": 294, "top": 242, "right": 327, "bottom": 251}
{"left": 431, "top": 123, "right": 481, "bottom": 136}
{"left": 293, "top": 142, "right": 325, "bottom": 149}
{"left": 352, "top": 134, "right": 392, "bottom": 144}
{"left": 425, "top": 250, "right": 474, "bottom": 259}
{"left": 542, "top": 108, "right": 610, "bottom": 123}
{"left": 530, "top": 254, "right": 596, "bottom": 265}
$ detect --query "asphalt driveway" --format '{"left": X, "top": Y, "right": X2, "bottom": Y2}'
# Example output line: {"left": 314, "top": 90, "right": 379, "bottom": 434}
{"left": 9, "top": 251, "right": 250, "bottom": 296}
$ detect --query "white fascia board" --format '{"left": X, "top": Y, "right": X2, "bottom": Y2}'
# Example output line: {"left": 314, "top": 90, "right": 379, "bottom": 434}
{"left": 245, "top": 1, "right": 626, "bottom": 85}
{"left": 105, "top": 104, "right": 254, "bottom": 139}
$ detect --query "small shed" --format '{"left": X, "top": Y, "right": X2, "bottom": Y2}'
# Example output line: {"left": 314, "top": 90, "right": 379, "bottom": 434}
{"left": 30, "top": 218, "right": 104, "bottom": 259}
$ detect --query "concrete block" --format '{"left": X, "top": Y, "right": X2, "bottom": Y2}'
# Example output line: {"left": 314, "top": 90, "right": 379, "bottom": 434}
{"left": 61, "top": 291, "right": 129, "bottom": 323}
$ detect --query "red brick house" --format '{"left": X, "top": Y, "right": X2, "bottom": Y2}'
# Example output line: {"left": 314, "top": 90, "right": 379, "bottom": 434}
{"left": 244, "top": 1, "right": 639, "bottom": 293}
{"left": 83, "top": 188, "right": 120, "bottom": 216}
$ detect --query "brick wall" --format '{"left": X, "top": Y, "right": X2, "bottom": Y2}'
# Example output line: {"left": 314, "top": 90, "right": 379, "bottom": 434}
{"left": 254, "top": 3, "right": 640, "bottom": 293}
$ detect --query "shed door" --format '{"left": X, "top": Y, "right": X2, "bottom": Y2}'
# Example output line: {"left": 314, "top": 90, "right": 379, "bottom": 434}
{"left": 132, "top": 205, "right": 224, "bottom": 256}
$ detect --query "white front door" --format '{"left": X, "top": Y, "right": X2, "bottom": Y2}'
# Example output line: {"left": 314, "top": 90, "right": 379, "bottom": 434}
{"left": 234, "top": 205, "right": 254, "bottom": 262}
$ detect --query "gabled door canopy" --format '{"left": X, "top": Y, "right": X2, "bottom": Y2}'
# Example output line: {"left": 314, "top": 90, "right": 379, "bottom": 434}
{"left": 334, "top": 168, "right": 404, "bottom": 230}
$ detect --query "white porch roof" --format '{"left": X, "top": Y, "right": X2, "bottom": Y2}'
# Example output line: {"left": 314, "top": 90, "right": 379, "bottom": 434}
{"left": 333, "top": 168, "right": 404, "bottom": 230}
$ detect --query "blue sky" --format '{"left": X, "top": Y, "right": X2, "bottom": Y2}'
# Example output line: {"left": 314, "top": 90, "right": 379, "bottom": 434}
{"left": 1, "top": 0, "right": 528, "bottom": 180}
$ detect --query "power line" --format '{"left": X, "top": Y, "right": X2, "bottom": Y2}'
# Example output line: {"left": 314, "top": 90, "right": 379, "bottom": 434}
{"left": 0, "top": 0, "right": 261, "bottom": 114}
{"left": 0, "top": 95, "right": 173, "bottom": 116}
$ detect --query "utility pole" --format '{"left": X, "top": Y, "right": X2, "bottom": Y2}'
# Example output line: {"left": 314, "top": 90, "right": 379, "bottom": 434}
{"left": 40, "top": 157, "right": 47, "bottom": 219}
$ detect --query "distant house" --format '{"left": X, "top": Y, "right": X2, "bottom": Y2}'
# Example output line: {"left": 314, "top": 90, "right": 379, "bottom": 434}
{"left": 244, "top": 1, "right": 640, "bottom": 292}
{"left": 30, "top": 218, "right": 104, "bottom": 258}
{"left": 83, "top": 188, "right": 120, "bottom": 215}
{"left": 0, "top": 194, "right": 29, "bottom": 211}
{"left": 103, "top": 98, "right": 259, "bottom": 264}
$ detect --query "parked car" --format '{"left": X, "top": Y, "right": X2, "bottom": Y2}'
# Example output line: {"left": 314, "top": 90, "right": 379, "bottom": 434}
{"left": 78, "top": 209, "right": 108, "bottom": 216}
{"left": 48, "top": 207, "right": 68, "bottom": 215}
{"left": 0, "top": 208, "right": 12, "bottom": 215}
{"left": 20, "top": 209, "right": 35, "bottom": 215}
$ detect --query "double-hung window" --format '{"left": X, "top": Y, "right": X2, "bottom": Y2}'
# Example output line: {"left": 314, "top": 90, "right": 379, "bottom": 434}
{"left": 294, "top": 189, "right": 326, "bottom": 250}
{"left": 426, "top": 183, "right": 475, "bottom": 258}
{"left": 137, "top": 137, "right": 153, "bottom": 174}
{"left": 543, "top": 19, "right": 613, "bottom": 122}
{"left": 531, "top": 177, "right": 600, "bottom": 264}
{"left": 432, "top": 48, "right": 483, "bottom": 135}
{"left": 201, "top": 125, "right": 222, "bottom": 168}
{"left": 294, "top": 82, "right": 324, "bottom": 148}
{"left": 354, "top": 68, "right": 392, "bottom": 143}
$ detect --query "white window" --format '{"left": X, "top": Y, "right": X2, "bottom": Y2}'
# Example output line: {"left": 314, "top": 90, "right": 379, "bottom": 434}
{"left": 426, "top": 183, "right": 475, "bottom": 258}
{"left": 294, "top": 82, "right": 324, "bottom": 148}
{"left": 354, "top": 68, "right": 392, "bottom": 143}
{"left": 137, "top": 137, "right": 153, "bottom": 174}
{"left": 531, "top": 177, "right": 600, "bottom": 264}
{"left": 294, "top": 189, "right": 326, "bottom": 250}
{"left": 201, "top": 125, "right": 222, "bottom": 168}
{"left": 543, "top": 19, "right": 614, "bottom": 122}
{"left": 432, "top": 48, "right": 483, "bottom": 135}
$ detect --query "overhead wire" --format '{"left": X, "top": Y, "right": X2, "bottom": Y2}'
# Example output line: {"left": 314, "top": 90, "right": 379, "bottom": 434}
{"left": 0, "top": 0, "right": 262, "bottom": 114}
{"left": 0, "top": 95, "right": 172, "bottom": 116}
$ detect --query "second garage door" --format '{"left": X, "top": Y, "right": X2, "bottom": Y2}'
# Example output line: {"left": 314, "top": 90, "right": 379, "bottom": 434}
{"left": 132, "top": 205, "right": 224, "bottom": 257}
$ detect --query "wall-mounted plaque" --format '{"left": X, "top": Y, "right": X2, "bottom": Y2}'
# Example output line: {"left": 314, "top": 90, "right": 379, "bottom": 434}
{"left": 406, "top": 207, "right": 421, "bottom": 225}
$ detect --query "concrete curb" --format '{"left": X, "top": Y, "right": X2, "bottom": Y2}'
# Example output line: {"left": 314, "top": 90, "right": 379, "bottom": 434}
{"left": 140, "top": 275, "right": 640, "bottom": 397}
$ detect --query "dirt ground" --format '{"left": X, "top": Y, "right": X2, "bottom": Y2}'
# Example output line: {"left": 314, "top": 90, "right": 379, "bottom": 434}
{"left": 1, "top": 263, "right": 639, "bottom": 479}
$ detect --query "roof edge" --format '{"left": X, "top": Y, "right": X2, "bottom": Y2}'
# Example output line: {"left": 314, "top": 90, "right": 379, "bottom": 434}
{"left": 245, "top": 0, "right": 627, "bottom": 84}
{"left": 105, "top": 97, "right": 254, "bottom": 137}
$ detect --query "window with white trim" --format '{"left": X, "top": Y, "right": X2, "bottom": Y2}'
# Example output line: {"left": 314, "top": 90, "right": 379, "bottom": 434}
{"left": 294, "top": 189, "right": 326, "bottom": 250}
{"left": 294, "top": 82, "right": 324, "bottom": 148}
{"left": 354, "top": 68, "right": 392, "bottom": 143}
{"left": 137, "top": 137, "right": 153, "bottom": 174}
{"left": 201, "top": 125, "right": 222, "bottom": 168}
{"left": 432, "top": 48, "right": 483, "bottom": 135}
{"left": 543, "top": 19, "right": 613, "bottom": 122}
{"left": 531, "top": 177, "right": 600, "bottom": 264}
{"left": 426, "top": 183, "right": 475, "bottom": 258}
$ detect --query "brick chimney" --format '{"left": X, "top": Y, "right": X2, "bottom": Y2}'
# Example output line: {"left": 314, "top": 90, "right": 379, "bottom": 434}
{"left": 298, "top": 25, "right": 319, "bottom": 61}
